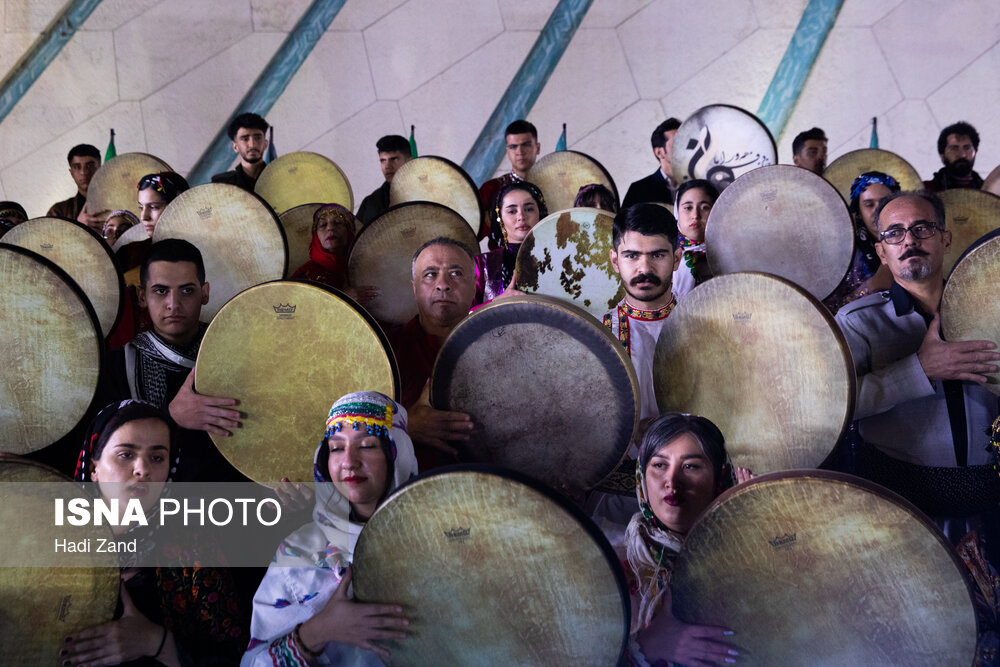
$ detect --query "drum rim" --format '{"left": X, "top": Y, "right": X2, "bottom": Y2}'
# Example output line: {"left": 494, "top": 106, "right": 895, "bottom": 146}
{"left": 824, "top": 147, "right": 921, "bottom": 181}
{"left": 349, "top": 200, "right": 474, "bottom": 256}
{"left": 527, "top": 149, "right": 621, "bottom": 209}
{"left": 254, "top": 150, "right": 355, "bottom": 213}
{"left": 388, "top": 155, "right": 485, "bottom": 238}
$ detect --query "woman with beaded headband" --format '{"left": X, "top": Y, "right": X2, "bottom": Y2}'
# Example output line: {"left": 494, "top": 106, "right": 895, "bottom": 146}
{"left": 290, "top": 204, "right": 379, "bottom": 307}
{"left": 115, "top": 171, "right": 190, "bottom": 272}
{"left": 671, "top": 179, "right": 718, "bottom": 299}
{"left": 822, "top": 171, "right": 900, "bottom": 313}
{"left": 244, "top": 391, "right": 418, "bottom": 666}
{"left": 621, "top": 412, "right": 752, "bottom": 666}
{"left": 474, "top": 180, "right": 548, "bottom": 304}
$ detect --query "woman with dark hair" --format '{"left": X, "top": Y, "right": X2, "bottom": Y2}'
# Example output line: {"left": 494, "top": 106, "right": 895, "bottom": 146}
{"left": 671, "top": 179, "right": 718, "bottom": 299}
{"left": 475, "top": 181, "right": 548, "bottom": 304}
{"left": 243, "top": 391, "right": 418, "bottom": 666}
{"left": 116, "top": 172, "right": 190, "bottom": 272}
{"left": 622, "top": 412, "right": 751, "bottom": 666}
{"left": 103, "top": 209, "right": 138, "bottom": 245}
{"left": 290, "top": 204, "right": 378, "bottom": 306}
{"left": 62, "top": 399, "right": 247, "bottom": 666}
{"left": 573, "top": 183, "right": 618, "bottom": 213}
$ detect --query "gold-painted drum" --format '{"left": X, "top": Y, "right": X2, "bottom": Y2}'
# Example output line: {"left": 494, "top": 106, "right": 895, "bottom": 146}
{"left": 389, "top": 156, "right": 483, "bottom": 236}
{"left": 938, "top": 188, "right": 1000, "bottom": 276}
{"left": 195, "top": 281, "right": 398, "bottom": 482}
{"left": 515, "top": 207, "right": 624, "bottom": 319}
{"left": 348, "top": 202, "right": 478, "bottom": 325}
{"left": 431, "top": 296, "right": 638, "bottom": 491}
{"left": 0, "top": 245, "right": 101, "bottom": 453}
{"left": 671, "top": 104, "right": 776, "bottom": 192}
{"left": 672, "top": 471, "right": 978, "bottom": 665}
{"left": 85, "top": 152, "right": 172, "bottom": 219}
{"left": 654, "top": 272, "right": 855, "bottom": 473}
{"left": 254, "top": 151, "right": 353, "bottom": 215}
{"left": 823, "top": 148, "right": 922, "bottom": 203}
{"left": 112, "top": 221, "right": 149, "bottom": 252}
{"left": 983, "top": 163, "right": 1000, "bottom": 197}
{"left": 941, "top": 232, "right": 1000, "bottom": 395}
{"left": 353, "top": 467, "right": 629, "bottom": 666}
{"left": 0, "top": 456, "right": 119, "bottom": 663}
{"left": 152, "top": 183, "right": 287, "bottom": 321}
{"left": 706, "top": 164, "right": 854, "bottom": 300}
{"left": 3, "top": 218, "right": 123, "bottom": 337}
{"left": 526, "top": 151, "right": 619, "bottom": 214}
{"left": 278, "top": 203, "right": 364, "bottom": 279}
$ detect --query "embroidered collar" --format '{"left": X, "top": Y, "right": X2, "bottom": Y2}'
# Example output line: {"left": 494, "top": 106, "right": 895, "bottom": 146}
{"left": 677, "top": 234, "right": 700, "bottom": 250}
{"left": 621, "top": 297, "right": 677, "bottom": 321}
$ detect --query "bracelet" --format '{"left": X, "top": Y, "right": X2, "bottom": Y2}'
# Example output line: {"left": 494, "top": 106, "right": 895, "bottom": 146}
{"left": 153, "top": 625, "right": 168, "bottom": 658}
{"left": 293, "top": 622, "right": 323, "bottom": 658}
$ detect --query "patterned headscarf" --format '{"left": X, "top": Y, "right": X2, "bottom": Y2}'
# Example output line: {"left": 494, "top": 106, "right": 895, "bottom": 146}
{"left": 849, "top": 171, "right": 900, "bottom": 217}
{"left": 137, "top": 171, "right": 190, "bottom": 204}
{"left": 104, "top": 209, "right": 139, "bottom": 238}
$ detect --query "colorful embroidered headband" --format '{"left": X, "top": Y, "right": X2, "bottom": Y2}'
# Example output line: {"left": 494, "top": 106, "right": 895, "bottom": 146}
{"left": 325, "top": 396, "right": 394, "bottom": 439}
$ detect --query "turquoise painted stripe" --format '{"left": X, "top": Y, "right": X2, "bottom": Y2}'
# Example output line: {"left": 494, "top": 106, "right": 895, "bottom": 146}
{"left": 187, "top": 0, "right": 347, "bottom": 185}
{"left": 462, "top": 0, "right": 593, "bottom": 185}
{"left": 0, "top": 0, "right": 104, "bottom": 124}
{"left": 756, "top": 0, "right": 844, "bottom": 143}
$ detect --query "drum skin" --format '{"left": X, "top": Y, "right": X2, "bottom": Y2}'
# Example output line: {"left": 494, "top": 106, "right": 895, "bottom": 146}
{"left": 352, "top": 467, "right": 629, "bottom": 666}
{"left": 937, "top": 188, "right": 1000, "bottom": 276}
{"left": 152, "top": 183, "right": 287, "bottom": 321}
{"left": 85, "top": 152, "right": 172, "bottom": 219}
{"left": 195, "top": 281, "right": 398, "bottom": 483}
{"left": 822, "top": 148, "right": 922, "bottom": 204}
{"left": 515, "top": 207, "right": 625, "bottom": 319}
{"left": 3, "top": 218, "right": 124, "bottom": 337}
{"left": 254, "top": 151, "right": 353, "bottom": 215}
{"left": 389, "top": 156, "right": 483, "bottom": 237}
{"left": 526, "top": 151, "right": 619, "bottom": 214}
{"left": 0, "top": 456, "right": 119, "bottom": 662}
{"left": 672, "top": 471, "right": 978, "bottom": 666}
{"left": 706, "top": 164, "right": 854, "bottom": 300}
{"left": 983, "top": 163, "right": 1000, "bottom": 197}
{"left": 431, "top": 295, "right": 638, "bottom": 491}
{"left": 654, "top": 272, "right": 855, "bottom": 474}
{"left": 112, "top": 221, "right": 149, "bottom": 252}
{"left": 941, "top": 233, "right": 1000, "bottom": 395}
{"left": 0, "top": 245, "right": 101, "bottom": 453}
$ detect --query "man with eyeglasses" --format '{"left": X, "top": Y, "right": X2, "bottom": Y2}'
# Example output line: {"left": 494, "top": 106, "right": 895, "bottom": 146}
{"left": 836, "top": 191, "right": 1000, "bottom": 540}
{"left": 47, "top": 143, "right": 107, "bottom": 232}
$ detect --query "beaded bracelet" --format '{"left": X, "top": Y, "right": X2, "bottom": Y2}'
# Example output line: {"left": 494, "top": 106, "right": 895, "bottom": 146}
{"left": 153, "top": 626, "right": 168, "bottom": 659}
{"left": 293, "top": 623, "right": 323, "bottom": 658}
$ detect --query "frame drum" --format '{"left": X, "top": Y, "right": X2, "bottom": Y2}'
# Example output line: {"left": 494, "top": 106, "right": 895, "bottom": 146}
{"left": 3, "top": 217, "right": 124, "bottom": 337}
{"left": 353, "top": 466, "right": 629, "bottom": 666}
{"left": 672, "top": 471, "right": 978, "bottom": 665}
{"left": 86, "top": 152, "right": 172, "bottom": 219}
{"left": 937, "top": 188, "right": 1000, "bottom": 276}
{"left": 254, "top": 151, "right": 354, "bottom": 215}
{"left": 152, "top": 183, "right": 287, "bottom": 321}
{"left": 0, "top": 245, "right": 101, "bottom": 453}
{"left": 941, "top": 232, "right": 1000, "bottom": 395}
{"left": 431, "top": 295, "right": 638, "bottom": 491}
{"left": 822, "top": 148, "right": 922, "bottom": 204}
{"left": 514, "top": 207, "right": 624, "bottom": 320}
{"left": 983, "top": 163, "right": 1000, "bottom": 197}
{"left": 654, "top": 272, "right": 855, "bottom": 474}
{"left": 195, "top": 281, "right": 398, "bottom": 483}
{"left": 526, "top": 150, "right": 619, "bottom": 214}
{"left": 348, "top": 202, "right": 479, "bottom": 326}
{"left": 706, "top": 164, "right": 854, "bottom": 300}
{"left": 670, "top": 104, "right": 776, "bottom": 192}
{"left": 112, "top": 221, "right": 149, "bottom": 252}
{"left": 389, "top": 156, "right": 483, "bottom": 237}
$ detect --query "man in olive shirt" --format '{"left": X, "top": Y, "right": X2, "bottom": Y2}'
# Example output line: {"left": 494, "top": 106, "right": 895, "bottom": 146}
{"left": 47, "top": 144, "right": 105, "bottom": 231}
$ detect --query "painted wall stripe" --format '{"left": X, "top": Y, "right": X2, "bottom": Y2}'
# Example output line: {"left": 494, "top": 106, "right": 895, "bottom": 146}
{"left": 461, "top": 0, "right": 593, "bottom": 185}
{"left": 0, "top": 0, "right": 105, "bottom": 125}
{"left": 187, "top": 0, "right": 347, "bottom": 185}
{"left": 756, "top": 0, "right": 844, "bottom": 143}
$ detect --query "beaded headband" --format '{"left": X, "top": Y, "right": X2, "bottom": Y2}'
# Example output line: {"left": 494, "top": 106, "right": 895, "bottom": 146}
{"left": 325, "top": 399, "right": 394, "bottom": 439}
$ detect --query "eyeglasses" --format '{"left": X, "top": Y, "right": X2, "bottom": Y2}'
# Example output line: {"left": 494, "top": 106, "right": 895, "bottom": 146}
{"left": 879, "top": 221, "right": 942, "bottom": 245}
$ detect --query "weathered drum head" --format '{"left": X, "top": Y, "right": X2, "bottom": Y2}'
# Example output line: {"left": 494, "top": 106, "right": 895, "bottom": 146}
{"left": 353, "top": 467, "right": 629, "bottom": 666}
{"left": 278, "top": 203, "right": 364, "bottom": 279}
{"left": 672, "top": 471, "right": 978, "bottom": 665}
{"left": 671, "top": 104, "right": 776, "bottom": 191}
{"left": 389, "top": 156, "right": 483, "bottom": 236}
{"left": 348, "top": 202, "right": 478, "bottom": 325}
{"left": 983, "top": 163, "right": 1000, "bottom": 197}
{"left": 431, "top": 296, "right": 638, "bottom": 491}
{"left": 515, "top": 207, "right": 624, "bottom": 319}
{"left": 3, "top": 218, "right": 124, "bottom": 337}
{"left": 112, "top": 221, "right": 149, "bottom": 252}
{"left": 823, "top": 148, "right": 922, "bottom": 203}
{"left": 85, "top": 152, "right": 172, "bottom": 218}
{"left": 0, "top": 456, "right": 119, "bottom": 662}
{"left": 254, "top": 151, "right": 353, "bottom": 215}
{"left": 654, "top": 272, "right": 854, "bottom": 473}
{"left": 0, "top": 245, "right": 101, "bottom": 453}
{"left": 706, "top": 164, "right": 854, "bottom": 300}
{"left": 153, "top": 183, "right": 287, "bottom": 321}
{"left": 195, "top": 281, "right": 398, "bottom": 482}
{"left": 938, "top": 188, "right": 1000, "bottom": 275}
{"left": 526, "top": 150, "right": 619, "bottom": 214}
{"left": 942, "top": 233, "right": 1000, "bottom": 395}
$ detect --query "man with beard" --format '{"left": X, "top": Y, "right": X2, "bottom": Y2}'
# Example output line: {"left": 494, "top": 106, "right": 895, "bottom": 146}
{"left": 791, "top": 127, "right": 827, "bottom": 176}
{"left": 836, "top": 191, "right": 1000, "bottom": 535}
{"left": 212, "top": 112, "right": 269, "bottom": 191}
{"left": 923, "top": 121, "right": 983, "bottom": 192}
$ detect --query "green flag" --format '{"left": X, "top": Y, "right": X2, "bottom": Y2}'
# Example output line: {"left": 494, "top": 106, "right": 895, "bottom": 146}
{"left": 869, "top": 117, "right": 878, "bottom": 149}
{"left": 409, "top": 125, "right": 418, "bottom": 158}
{"left": 556, "top": 123, "right": 567, "bottom": 151}
{"left": 104, "top": 129, "right": 116, "bottom": 161}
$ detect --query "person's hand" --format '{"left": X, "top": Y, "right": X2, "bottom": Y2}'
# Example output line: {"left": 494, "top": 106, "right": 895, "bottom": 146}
{"left": 733, "top": 466, "right": 754, "bottom": 485}
{"left": 406, "top": 383, "right": 472, "bottom": 455}
{"left": 917, "top": 313, "right": 1000, "bottom": 383}
{"left": 639, "top": 607, "right": 740, "bottom": 666}
{"left": 168, "top": 369, "right": 241, "bottom": 436}
{"left": 273, "top": 477, "right": 314, "bottom": 511}
{"left": 61, "top": 584, "right": 175, "bottom": 667}
{"left": 297, "top": 566, "right": 407, "bottom": 659}
{"left": 343, "top": 285, "right": 380, "bottom": 306}
{"left": 76, "top": 206, "right": 108, "bottom": 235}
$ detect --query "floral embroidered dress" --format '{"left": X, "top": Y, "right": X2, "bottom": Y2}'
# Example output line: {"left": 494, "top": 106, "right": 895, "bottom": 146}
{"left": 671, "top": 234, "right": 711, "bottom": 300}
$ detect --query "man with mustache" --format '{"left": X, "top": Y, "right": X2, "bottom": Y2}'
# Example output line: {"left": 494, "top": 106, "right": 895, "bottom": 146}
{"left": 211, "top": 112, "right": 270, "bottom": 192}
{"left": 923, "top": 121, "right": 983, "bottom": 192}
{"left": 836, "top": 191, "right": 1000, "bottom": 535}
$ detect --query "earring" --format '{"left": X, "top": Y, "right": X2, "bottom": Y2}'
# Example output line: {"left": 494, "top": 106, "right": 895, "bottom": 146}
{"left": 497, "top": 207, "right": 508, "bottom": 249}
